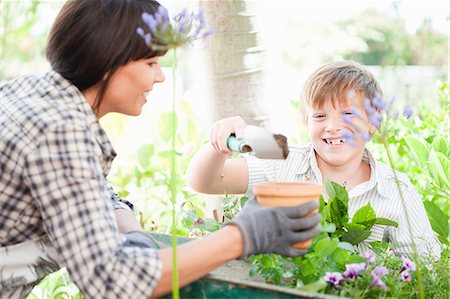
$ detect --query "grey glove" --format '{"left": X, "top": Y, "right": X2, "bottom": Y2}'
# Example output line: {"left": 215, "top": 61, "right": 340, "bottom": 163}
{"left": 228, "top": 197, "right": 321, "bottom": 258}
{"left": 123, "top": 231, "right": 159, "bottom": 249}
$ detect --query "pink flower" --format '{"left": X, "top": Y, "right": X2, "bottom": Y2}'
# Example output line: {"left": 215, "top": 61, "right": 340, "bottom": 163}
{"left": 324, "top": 272, "right": 344, "bottom": 286}
{"left": 343, "top": 263, "right": 367, "bottom": 279}
{"left": 369, "top": 275, "right": 389, "bottom": 290}
{"left": 360, "top": 252, "right": 376, "bottom": 264}
{"left": 401, "top": 257, "right": 416, "bottom": 271}
{"left": 400, "top": 270, "right": 412, "bottom": 282}
{"left": 372, "top": 266, "right": 389, "bottom": 277}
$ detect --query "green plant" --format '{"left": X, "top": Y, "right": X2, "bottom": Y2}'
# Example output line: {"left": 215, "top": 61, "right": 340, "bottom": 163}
{"left": 27, "top": 268, "right": 82, "bottom": 299}
{"left": 137, "top": 8, "right": 211, "bottom": 297}
{"left": 321, "top": 180, "right": 398, "bottom": 245}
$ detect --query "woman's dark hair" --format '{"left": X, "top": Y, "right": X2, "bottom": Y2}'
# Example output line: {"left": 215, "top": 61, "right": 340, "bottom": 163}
{"left": 46, "top": 0, "right": 167, "bottom": 113}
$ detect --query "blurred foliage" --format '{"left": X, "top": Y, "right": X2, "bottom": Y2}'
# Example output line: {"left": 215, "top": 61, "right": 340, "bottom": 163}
{"left": 282, "top": 7, "right": 448, "bottom": 67}
{"left": 0, "top": 0, "right": 47, "bottom": 81}
{"left": 338, "top": 9, "right": 448, "bottom": 66}
{"left": 368, "top": 81, "right": 450, "bottom": 216}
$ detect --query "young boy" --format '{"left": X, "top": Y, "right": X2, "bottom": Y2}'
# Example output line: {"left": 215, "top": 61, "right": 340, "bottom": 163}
{"left": 187, "top": 61, "right": 441, "bottom": 259}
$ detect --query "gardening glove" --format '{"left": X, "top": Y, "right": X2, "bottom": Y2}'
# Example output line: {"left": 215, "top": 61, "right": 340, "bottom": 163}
{"left": 227, "top": 197, "right": 321, "bottom": 258}
{"left": 123, "top": 231, "right": 159, "bottom": 249}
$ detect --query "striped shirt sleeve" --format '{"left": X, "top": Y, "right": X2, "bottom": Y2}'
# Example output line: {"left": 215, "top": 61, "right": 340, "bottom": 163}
{"left": 387, "top": 175, "right": 442, "bottom": 259}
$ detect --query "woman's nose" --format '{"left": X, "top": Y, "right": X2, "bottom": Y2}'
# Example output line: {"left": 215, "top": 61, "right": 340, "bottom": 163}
{"left": 155, "top": 65, "right": 166, "bottom": 83}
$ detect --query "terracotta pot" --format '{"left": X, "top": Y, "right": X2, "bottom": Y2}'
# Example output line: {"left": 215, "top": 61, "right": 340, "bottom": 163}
{"left": 253, "top": 182, "right": 323, "bottom": 249}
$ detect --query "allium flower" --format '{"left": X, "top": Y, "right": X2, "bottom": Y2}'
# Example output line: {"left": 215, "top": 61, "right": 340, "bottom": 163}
{"left": 137, "top": 6, "right": 213, "bottom": 51}
{"left": 401, "top": 257, "right": 416, "bottom": 271}
{"left": 340, "top": 128, "right": 356, "bottom": 146}
{"left": 324, "top": 272, "right": 344, "bottom": 287}
{"left": 400, "top": 270, "right": 412, "bottom": 282}
{"left": 403, "top": 105, "right": 413, "bottom": 119}
{"left": 343, "top": 263, "right": 367, "bottom": 279}
{"left": 360, "top": 252, "right": 376, "bottom": 264}
{"left": 372, "top": 266, "right": 389, "bottom": 277}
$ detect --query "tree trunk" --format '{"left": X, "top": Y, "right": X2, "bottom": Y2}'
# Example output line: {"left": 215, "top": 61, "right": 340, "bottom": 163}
{"left": 199, "top": 0, "right": 269, "bottom": 126}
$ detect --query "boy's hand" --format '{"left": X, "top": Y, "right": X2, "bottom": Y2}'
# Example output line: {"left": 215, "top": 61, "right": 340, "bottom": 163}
{"left": 228, "top": 197, "right": 321, "bottom": 257}
{"left": 210, "top": 116, "right": 247, "bottom": 156}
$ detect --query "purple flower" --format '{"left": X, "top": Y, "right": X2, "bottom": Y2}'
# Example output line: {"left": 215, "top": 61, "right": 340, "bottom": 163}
{"left": 138, "top": 6, "right": 212, "bottom": 51}
{"left": 360, "top": 252, "right": 376, "bottom": 264}
{"left": 324, "top": 272, "right": 344, "bottom": 286}
{"left": 363, "top": 98, "right": 384, "bottom": 128}
{"left": 401, "top": 257, "right": 416, "bottom": 271}
{"left": 368, "top": 112, "right": 383, "bottom": 128}
{"left": 400, "top": 270, "right": 412, "bottom": 282}
{"left": 369, "top": 274, "right": 389, "bottom": 290}
{"left": 372, "top": 94, "right": 384, "bottom": 110}
{"left": 403, "top": 105, "right": 413, "bottom": 119}
{"left": 340, "top": 128, "right": 356, "bottom": 146}
{"left": 350, "top": 107, "right": 364, "bottom": 120}
{"left": 372, "top": 266, "right": 389, "bottom": 277}
{"left": 343, "top": 263, "right": 367, "bottom": 279}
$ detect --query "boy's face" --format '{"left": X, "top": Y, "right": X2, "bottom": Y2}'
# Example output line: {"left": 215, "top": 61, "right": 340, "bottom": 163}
{"left": 307, "top": 98, "right": 370, "bottom": 167}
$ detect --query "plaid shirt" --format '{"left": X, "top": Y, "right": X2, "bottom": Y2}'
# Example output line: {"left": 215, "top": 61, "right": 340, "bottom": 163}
{"left": 0, "top": 71, "right": 161, "bottom": 298}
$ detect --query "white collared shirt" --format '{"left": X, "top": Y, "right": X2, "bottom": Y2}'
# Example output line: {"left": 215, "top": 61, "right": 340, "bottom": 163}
{"left": 246, "top": 144, "right": 441, "bottom": 259}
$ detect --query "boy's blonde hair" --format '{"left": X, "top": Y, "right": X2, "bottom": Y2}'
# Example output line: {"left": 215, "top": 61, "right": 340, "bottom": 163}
{"left": 300, "top": 61, "right": 382, "bottom": 121}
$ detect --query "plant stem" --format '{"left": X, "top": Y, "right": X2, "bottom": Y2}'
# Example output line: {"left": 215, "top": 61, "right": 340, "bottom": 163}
{"left": 384, "top": 142, "right": 424, "bottom": 299}
{"left": 171, "top": 48, "right": 179, "bottom": 299}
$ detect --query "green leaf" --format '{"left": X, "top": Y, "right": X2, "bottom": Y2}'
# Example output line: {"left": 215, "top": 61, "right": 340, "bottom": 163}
{"left": 369, "top": 241, "right": 389, "bottom": 254}
{"left": 158, "top": 111, "right": 178, "bottom": 142}
{"left": 298, "top": 278, "right": 327, "bottom": 292}
{"left": 431, "top": 136, "right": 449, "bottom": 156}
{"left": 374, "top": 217, "right": 398, "bottom": 228}
{"left": 341, "top": 230, "right": 372, "bottom": 245}
{"left": 347, "top": 223, "right": 366, "bottom": 230}
{"left": 404, "top": 136, "right": 429, "bottom": 169}
{"left": 321, "top": 222, "right": 336, "bottom": 233}
{"left": 424, "top": 201, "right": 449, "bottom": 245}
{"left": 136, "top": 144, "right": 155, "bottom": 170}
{"left": 337, "top": 241, "right": 356, "bottom": 252}
{"left": 325, "top": 178, "right": 336, "bottom": 199}
{"left": 314, "top": 237, "right": 338, "bottom": 257}
{"left": 194, "top": 218, "right": 222, "bottom": 232}
{"left": 428, "top": 150, "right": 450, "bottom": 189}
{"left": 325, "top": 180, "right": 349, "bottom": 229}
{"left": 351, "top": 203, "right": 376, "bottom": 230}
{"left": 331, "top": 247, "right": 351, "bottom": 266}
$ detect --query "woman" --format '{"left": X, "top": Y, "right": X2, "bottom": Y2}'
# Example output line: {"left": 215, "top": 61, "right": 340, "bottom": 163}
{"left": 0, "top": 1, "right": 321, "bottom": 298}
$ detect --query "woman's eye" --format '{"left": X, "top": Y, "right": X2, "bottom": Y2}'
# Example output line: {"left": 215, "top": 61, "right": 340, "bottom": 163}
{"left": 344, "top": 111, "right": 353, "bottom": 115}
{"left": 314, "top": 114, "right": 326, "bottom": 119}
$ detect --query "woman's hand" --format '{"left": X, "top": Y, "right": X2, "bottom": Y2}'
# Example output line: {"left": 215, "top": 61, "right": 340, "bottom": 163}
{"left": 209, "top": 116, "right": 247, "bottom": 156}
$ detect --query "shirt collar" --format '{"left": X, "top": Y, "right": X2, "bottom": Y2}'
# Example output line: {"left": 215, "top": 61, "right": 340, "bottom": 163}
{"left": 295, "top": 146, "right": 322, "bottom": 181}
{"left": 363, "top": 149, "right": 389, "bottom": 198}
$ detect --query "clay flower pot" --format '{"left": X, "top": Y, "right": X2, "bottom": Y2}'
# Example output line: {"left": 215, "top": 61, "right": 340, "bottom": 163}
{"left": 253, "top": 182, "right": 323, "bottom": 249}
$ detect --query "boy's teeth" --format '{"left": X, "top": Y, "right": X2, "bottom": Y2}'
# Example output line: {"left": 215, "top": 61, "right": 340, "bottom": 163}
{"left": 326, "top": 138, "right": 344, "bottom": 145}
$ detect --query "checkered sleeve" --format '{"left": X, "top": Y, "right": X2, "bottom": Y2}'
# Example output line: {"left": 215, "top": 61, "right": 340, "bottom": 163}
{"left": 22, "top": 122, "right": 162, "bottom": 298}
